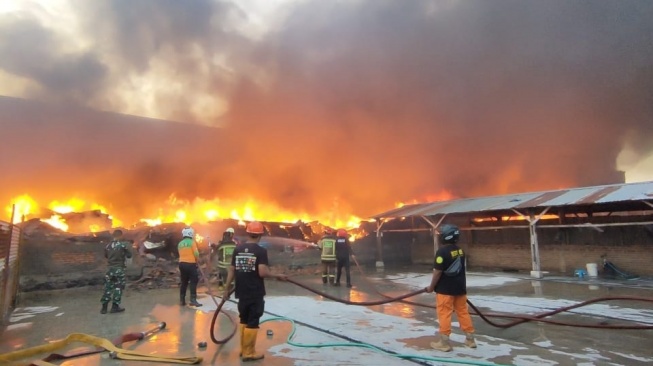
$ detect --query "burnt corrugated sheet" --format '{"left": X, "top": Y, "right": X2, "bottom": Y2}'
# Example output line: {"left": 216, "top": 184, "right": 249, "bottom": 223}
{"left": 372, "top": 181, "right": 653, "bottom": 219}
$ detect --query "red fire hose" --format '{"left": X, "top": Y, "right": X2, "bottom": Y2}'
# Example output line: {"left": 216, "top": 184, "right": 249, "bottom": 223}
{"left": 206, "top": 258, "right": 653, "bottom": 347}
{"left": 349, "top": 259, "right": 653, "bottom": 330}
{"left": 197, "top": 262, "right": 238, "bottom": 344}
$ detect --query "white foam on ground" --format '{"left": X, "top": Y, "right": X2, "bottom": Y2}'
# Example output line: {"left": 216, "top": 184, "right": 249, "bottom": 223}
{"left": 384, "top": 272, "right": 653, "bottom": 324}
{"left": 10, "top": 306, "right": 59, "bottom": 323}
{"left": 6, "top": 322, "right": 32, "bottom": 331}
{"left": 610, "top": 352, "right": 653, "bottom": 362}
{"left": 383, "top": 273, "right": 523, "bottom": 289}
{"left": 469, "top": 295, "right": 653, "bottom": 325}
{"left": 205, "top": 295, "right": 616, "bottom": 365}
{"left": 194, "top": 273, "right": 651, "bottom": 366}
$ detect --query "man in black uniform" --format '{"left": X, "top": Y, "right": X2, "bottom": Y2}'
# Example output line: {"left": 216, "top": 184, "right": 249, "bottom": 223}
{"left": 222, "top": 221, "right": 287, "bottom": 362}
{"left": 335, "top": 229, "right": 355, "bottom": 288}
{"left": 425, "top": 224, "right": 476, "bottom": 352}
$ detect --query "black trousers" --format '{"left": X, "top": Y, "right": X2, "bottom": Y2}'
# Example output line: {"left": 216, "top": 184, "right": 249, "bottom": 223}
{"left": 179, "top": 262, "right": 199, "bottom": 298}
{"left": 238, "top": 297, "right": 265, "bottom": 328}
{"left": 336, "top": 256, "right": 351, "bottom": 285}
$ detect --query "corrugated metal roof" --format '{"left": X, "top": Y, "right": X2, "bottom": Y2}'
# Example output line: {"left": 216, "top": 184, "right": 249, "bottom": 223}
{"left": 372, "top": 181, "right": 653, "bottom": 219}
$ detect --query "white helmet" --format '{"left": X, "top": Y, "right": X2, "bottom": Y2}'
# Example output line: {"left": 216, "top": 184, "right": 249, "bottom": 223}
{"left": 182, "top": 227, "right": 195, "bottom": 238}
{"left": 225, "top": 227, "right": 235, "bottom": 234}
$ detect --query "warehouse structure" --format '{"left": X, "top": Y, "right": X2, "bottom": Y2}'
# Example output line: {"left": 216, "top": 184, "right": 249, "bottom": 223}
{"left": 370, "top": 181, "right": 653, "bottom": 277}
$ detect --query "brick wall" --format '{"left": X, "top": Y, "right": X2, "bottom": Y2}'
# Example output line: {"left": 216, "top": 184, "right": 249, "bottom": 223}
{"left": 20, "top": 237, "right": 107, "bottom": 276}
{"left": 405, "top": 227, "right": 653, "bottom": 276}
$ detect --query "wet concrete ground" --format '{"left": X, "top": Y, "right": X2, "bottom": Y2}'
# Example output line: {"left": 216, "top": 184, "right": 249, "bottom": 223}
{"left": 1, "top": 266, "right": 653, "bottom": 366}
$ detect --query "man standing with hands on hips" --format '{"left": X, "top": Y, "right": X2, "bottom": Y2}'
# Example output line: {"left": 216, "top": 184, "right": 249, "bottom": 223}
{"left": 425, "top": 224, "right": 477, "bottom": 352}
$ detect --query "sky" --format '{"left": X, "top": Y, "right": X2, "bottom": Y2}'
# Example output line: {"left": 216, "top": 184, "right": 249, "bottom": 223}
{"left": 0, "top": 0, "right": 652, "bottom": 225}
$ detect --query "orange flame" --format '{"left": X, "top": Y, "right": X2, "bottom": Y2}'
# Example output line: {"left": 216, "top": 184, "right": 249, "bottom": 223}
{"left": 42, "top": 214, "right": 69, "bottom": 231}
{"left": 4, "top": 193, "right": 365, "bottom": 233}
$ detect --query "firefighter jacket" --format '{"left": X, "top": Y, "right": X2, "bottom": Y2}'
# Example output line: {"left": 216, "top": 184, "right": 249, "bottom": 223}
{"left": 318, "top": 235, "right": 337, "bottom": 262}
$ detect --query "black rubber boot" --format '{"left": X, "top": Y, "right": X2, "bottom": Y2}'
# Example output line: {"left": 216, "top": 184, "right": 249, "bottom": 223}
{"left": 101, "top": 303, "right": 108, "bottom": 314}
{"left": 110, "top": 303, "right": 125, "bottom": 313}
{"left": 189, "top": 297, "right": 202, "bottom": 307}
{"left": 180, "top": 295, "right": 186, "bottom": 306}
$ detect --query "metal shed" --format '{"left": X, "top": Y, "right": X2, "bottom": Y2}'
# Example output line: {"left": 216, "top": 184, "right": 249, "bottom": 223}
{"left": 370, "top": 181, "right": 653, "bottom": 277}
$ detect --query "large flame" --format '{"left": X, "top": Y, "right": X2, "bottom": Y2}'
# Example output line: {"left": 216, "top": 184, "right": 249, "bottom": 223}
{"left": 41, "top": 214, "right": 69, "bottom": 231}
{"left": 4, "top": 189, "right": 454, "bottom": 234}
{"left": 4, "top": 193, "right": 365, "bottom": 233}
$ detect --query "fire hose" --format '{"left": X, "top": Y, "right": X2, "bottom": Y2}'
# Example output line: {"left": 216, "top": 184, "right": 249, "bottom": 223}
{"left": 197, "top": 262, "right": 237, "bottom": 344}
{"left": 204, "top": 256, "right": 653, "bottom": 351}
{"left": 348, "top": 257, "right": 653, "bottom": 330}
{"left": 211, "top": 253, "right": 653, "bottom": 343}
{"left": 0, "top": 322, "right": 203, "bottom": 366}
{"left": 198, "top": 255, "right": 652, "bottom": 366}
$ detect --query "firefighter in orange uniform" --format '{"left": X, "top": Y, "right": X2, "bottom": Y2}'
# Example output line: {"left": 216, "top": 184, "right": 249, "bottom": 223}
{"left": 425, "top": 224, "right": 477, "bottom": 351}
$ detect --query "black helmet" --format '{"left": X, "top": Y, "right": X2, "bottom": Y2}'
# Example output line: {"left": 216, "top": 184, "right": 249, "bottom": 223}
{"left": 439, "top": 224, "right": 459, "bottom": 244}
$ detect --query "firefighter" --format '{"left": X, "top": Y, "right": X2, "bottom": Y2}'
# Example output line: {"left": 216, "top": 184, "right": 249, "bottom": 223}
{"left": 425, "top": 224, "right": 477, "bottom": 351}
{"left": 178, "top": 227, "right": 202, "bottom": 307}
{"left": 101, "top": 229, "right": 132, "bottom": 314}
{"left": 212, "top": 227, "right": 238, "bottom": 290}
{"left": 317, "top": 228, "right": 337, "bottom": 285}
{"left": 222, "top": 221, "right": 287, "bottom": 362}
{"left": 335, "top": 229, "right": 355, "bottom": 287}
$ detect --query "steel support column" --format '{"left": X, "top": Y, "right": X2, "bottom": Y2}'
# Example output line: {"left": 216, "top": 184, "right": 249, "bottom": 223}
{"left": 375, "top": 219, "right": 386, "bottom": 268}
{"left": 421, "top": 214, "right": 447, "bottom": 254}
{"left": 512, "top": 207, "right": 550, "bottom": 278}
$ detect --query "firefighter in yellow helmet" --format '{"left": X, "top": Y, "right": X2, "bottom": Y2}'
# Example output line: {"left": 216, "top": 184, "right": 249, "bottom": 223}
{"left": 222, "top": 221, "right": 287, "bottom": 362}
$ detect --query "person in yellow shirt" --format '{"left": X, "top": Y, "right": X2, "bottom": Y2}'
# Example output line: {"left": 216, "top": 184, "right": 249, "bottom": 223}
{"left": 178, "top": 227, "right": 202, "bottom": 307}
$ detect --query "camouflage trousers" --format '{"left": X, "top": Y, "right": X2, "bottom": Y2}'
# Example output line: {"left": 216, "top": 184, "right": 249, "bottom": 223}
{"left": 101, "top": 267, "right": 126, "bottom": 305}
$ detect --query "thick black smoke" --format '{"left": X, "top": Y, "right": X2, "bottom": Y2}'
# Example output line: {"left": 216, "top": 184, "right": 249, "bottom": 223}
{"left": 0, "top": 0, "right": 652, "bottom": 222}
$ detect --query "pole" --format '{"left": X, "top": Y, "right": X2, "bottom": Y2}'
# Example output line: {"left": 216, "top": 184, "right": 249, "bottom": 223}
{"left": 375, "top": 219, "right": 384, "bottom": 268}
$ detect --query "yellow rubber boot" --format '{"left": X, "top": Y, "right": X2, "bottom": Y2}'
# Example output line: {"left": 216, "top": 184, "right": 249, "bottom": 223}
{"left": 239, "top": 324, "right": 246, "bottom": 356}
{"left": 242, "top": 328, "right": 265, "bottom": 361}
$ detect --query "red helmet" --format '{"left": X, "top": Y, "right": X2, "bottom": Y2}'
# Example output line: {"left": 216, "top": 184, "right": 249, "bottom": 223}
{"left": 246, "top": 221, "right": 265, "bottom": 235}
{"left": 337, "top": 229, "right": 348, "bottom": 238}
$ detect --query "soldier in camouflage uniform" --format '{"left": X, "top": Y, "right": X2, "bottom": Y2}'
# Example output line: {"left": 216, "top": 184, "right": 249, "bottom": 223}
{"left": 101, "top": 229, "right": 132, "bottom": 314}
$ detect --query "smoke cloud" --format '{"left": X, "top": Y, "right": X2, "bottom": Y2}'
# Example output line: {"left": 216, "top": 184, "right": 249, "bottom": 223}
{"left": 1, "top": 0, "right": 652, "bottom": 224}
